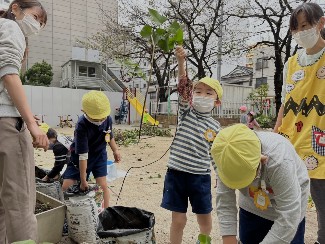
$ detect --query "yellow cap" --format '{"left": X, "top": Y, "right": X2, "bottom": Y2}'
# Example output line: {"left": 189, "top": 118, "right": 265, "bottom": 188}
{"left": 194, "top": 77, "right": 223, "bottom": 100}
{"left": 211, "top": 124, "right": 261, "bottom": 189}
{"left": 82, "top": 91, "right": 111, "bottom": 120}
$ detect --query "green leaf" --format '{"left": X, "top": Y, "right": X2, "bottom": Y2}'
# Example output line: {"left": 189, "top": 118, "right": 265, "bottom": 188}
{"left": 152, "top": 28, "right": 167, "bottom": 44}
{"left": 173, "top": 28, "right": 183, "bottom": 45}
{"left": 168, "top": 21, "right": 181, "bottom": 34}
{"left": 148, "top": 8, "right": 167, "bottom": 25}
{"left": 168, "top": 38, "right": 176, "bottom": 51}
{"left": 158, "top": 36, "right": 170, "bottom": 53}
{"left": 134, "top": 66, "right": 144, "bottom": 75}
{"left": 140, "top": 25, "right": 153, "bottom": 39}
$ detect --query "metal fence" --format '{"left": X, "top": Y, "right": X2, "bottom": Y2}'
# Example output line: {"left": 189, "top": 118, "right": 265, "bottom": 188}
{"left": 150, "top": 100, "right": 276, "bottom": 118}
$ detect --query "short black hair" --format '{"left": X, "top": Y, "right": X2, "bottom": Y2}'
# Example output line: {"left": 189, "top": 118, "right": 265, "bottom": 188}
{"left": 290, "top": 3, "right": 324, "bottom": 32}
{"left": 46, "top": 128, "right": 57, "bottom": 139}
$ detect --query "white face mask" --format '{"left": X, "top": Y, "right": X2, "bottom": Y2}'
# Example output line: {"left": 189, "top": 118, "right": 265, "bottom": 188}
{"left": 16, "top": 12, "right": 41, "bottom": 37}
{"left": 292, "top": 26, "right": 320, "bottom": 49}
{"left": 84, "top": 114, "right": 105, "bottom": 126}
{"left": 192, "top": 96, "right": 215, "bottom": 113}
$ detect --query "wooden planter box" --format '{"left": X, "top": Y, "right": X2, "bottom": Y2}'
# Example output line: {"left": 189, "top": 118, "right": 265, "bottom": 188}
{"left": 36, "top": 191, "right": 66, "bottom": 243}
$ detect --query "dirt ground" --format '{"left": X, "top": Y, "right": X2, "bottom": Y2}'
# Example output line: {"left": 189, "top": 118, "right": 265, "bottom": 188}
{"left": 34, "top": 125, "right": 318, "bottom": 244}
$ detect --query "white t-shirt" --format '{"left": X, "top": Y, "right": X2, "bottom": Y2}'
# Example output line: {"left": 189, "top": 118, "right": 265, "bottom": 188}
{"left": 281, "top": 47, "right": 325, "bottom": 103}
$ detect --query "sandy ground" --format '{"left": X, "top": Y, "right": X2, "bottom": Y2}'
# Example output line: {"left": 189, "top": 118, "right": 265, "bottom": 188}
{"left": 34, "top": 125, "right": 318, "bottom": 244}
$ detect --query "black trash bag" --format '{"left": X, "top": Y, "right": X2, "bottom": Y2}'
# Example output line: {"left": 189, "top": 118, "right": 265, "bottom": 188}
{"left": 97, "top": 206, "right": 155, "bottom": 238}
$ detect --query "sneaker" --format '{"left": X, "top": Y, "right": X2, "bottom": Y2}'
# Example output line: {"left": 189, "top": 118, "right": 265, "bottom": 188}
{"left": 196, "top": 234, "right": 211, "bottom": 244}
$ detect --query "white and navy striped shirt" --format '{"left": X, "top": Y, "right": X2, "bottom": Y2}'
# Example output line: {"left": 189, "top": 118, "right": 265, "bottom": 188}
{"left": 168, "top": 101, "right": 221, "bottom": 174}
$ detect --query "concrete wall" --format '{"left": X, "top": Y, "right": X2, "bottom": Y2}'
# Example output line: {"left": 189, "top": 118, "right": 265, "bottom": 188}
{"left": 23, "top": 85, "right": 139, "bottom": 127}
{"left": 27, "top": 0, "right": 118, "bottom": 87}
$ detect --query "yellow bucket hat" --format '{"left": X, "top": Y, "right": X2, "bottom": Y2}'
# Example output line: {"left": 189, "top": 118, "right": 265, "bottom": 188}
{"left": 211, "top": 124, "right": 261, "bottom": 189}
{"left": 82, "top": 91, "right": 111, "bottom": 120}
{"left": 194, "top": 77, "right": 223, "bottom": 100}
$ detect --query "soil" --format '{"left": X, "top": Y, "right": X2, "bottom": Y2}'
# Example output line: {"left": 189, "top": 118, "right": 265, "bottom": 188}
{"left": 35, "top": 125, "right": 318, "bottom": 244}
{"left": 35, "top": 200, "right": 52, "bottom": 214}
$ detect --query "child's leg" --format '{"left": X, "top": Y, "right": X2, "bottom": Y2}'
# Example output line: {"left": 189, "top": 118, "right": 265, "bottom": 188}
{"left": 188, "top": 173, "right": 213, "bottom": 240}
{"left": 161, "top": 169, "right": 189, "bottom": 244}
{"left": 62, "top": 179, "right": 77, "bottom": 191}
{"left": 96, "top": 176, "right": 110, "bottom": 208}
{"left": 196, "top": 213, "right": 212, "bottom": 236}
{"left": 170, "top": 211, "right": 187, "bottom": 244}
{"left": 61, "top": 163, "right": 81, "bottom": 191}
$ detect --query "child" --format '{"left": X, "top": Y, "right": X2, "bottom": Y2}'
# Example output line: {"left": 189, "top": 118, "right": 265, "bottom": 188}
{"left": 42, "top": 128, "right": 72, "bottom": 182}
{"left": 239, "top": 105, "right": 248, "bottom": 124}
{"left": 161, "top": 46, "right": 222, "bottom": 244}
{"left": 62, "top": 91, "right": 121, "bottom": 208}
{"left": 211, "top": 124, "right": 309, "bottom": 244}
{"left": 114, "top": 107, "right": 120, "bottom": 124}
{"left": 247, "top": 111, "right": 260, "bottom": 130}
{"left": 273, "top": 3, "right": 325, "bottom": 243}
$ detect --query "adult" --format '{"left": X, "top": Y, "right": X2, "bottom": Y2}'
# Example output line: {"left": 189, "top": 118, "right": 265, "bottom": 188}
{"left": 0, "top": 0, "right": 48, "bottom": 242}
{"left": 274, "top": 3, "right": 325, "bottom": 244}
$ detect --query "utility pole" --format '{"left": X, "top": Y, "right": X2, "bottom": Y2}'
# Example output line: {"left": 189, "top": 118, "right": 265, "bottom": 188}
{"left": 217, "top": 0, "right": 224, "bottom": 82}
{"left": 261, "top": 51, "right": 265, "bottom": 79}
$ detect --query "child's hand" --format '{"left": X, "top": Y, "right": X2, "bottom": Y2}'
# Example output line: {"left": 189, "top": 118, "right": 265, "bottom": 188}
{"left": 113, "top": 150, "right": 121, "bottom": 163}
{"left": 175, "top": 46, "right": 186, "bottom": 65}
{"left": 80, "top": 180, "right": 89, "bottom": 192}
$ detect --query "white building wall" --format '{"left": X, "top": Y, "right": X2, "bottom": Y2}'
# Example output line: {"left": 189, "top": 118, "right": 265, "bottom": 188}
{"left": 27, "top": 0, "right": 118, "bottom": 87}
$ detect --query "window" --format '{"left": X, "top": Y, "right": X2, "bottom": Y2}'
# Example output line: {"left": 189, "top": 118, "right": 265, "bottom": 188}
{"left": 256, "top": 58, "right": 268, "bottom": 70}
{"left": 255, "top": 77, "right": 267, "bottom": 88}
{"left": 88, "top": 67, "right": 96, "bottom": 77}
{"left": 78, "top": 66, "right": 96, "bottom": 77}
{"left": 249, "top": 79, "right": 253, "bottom": 86}
{"left": 150, "top": 92, "right": 157, "bottom": 100}
{"left": 143, "top": 83, "right": 147, "bottom": 88}
{"left": 135, "top": 84, "right": 139, "bottom": 88}
{"left": 78, "top": 66, "right": 87, "bottom": 76}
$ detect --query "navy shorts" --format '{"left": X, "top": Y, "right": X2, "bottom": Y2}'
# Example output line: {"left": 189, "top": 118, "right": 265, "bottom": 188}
{"left": 63, "top": 160, "right": 107, "bottom": 181}
{"left": 239, "top": 208, "right": 305, "bottom": 244}
{"left": 161, "top": 168, "right": 212, "bottom": 214}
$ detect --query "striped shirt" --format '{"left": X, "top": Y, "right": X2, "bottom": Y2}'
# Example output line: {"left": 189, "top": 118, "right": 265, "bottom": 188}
{"left": 167, "top": 101, "right": 221, "bottom": 174}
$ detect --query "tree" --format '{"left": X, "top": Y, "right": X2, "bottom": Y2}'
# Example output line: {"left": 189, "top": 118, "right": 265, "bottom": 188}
{"left": 24, "top": 60, "right": 53, "bottom": 86}
{"left": 227, "top": 0, "right": 307, "bottom": 116}
{"left": 85, "top": 0, "right": 228, "bottom": 102}
{"left": 246, "top": 83, "right": 269, "bottom": 114}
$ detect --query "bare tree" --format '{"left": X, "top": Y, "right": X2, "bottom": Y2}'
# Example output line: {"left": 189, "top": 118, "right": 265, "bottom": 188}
{"left": 226, "top": 0, "right": 307, "bottom": 115}
{"left": 167, "top": 0, "right": 225, "bottom": 79}
{"left": 85, "top": 0, "right": 231, "bottom": 102}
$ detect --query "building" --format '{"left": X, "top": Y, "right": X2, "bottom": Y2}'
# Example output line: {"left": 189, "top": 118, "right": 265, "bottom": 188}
{"left": 221, "top": 65, "right": 253, "bottom": 86}
{"left": 26, "top": 0, "right": 123, "bottom": 90}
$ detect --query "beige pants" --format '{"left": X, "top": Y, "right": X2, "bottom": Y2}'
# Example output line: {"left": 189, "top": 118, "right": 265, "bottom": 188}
{"left": 0, "top": 118, "right": 37, "bottom": 243}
